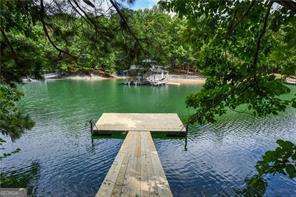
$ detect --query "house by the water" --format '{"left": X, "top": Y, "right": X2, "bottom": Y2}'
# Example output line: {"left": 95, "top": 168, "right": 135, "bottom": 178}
{"left": 124, "top": 59, "right": 169, "bottom": 86}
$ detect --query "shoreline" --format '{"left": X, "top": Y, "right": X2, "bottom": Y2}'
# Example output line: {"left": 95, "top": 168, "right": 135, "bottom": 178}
{"left": 64, "top": 74, "right": 206, "bottom": 85}
{"left": 27, "top": 73, "right": 296, "bottom": 85}
{"left": 23, "top": 73, "right": 206, "bottom": 85}
{"left": 168, "top": 74, "right": 205, "bottom": 85}
{"left": 59, "top": 75, "right": 296, "bottom": 85}
{"left": 285, "top": 77, "right": 296, "bottom": 85}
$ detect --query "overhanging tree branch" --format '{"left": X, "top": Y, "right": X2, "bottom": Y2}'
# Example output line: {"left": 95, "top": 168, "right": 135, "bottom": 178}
{"left": 226, "top": 0, "right": 256, "bottom": 37}
{"left": 0, "top": 28, "right": 17, "bottom": 57}
{"left": 109, "top": 0, "right": 147, "bottom": 56}
{"left": 69, "top": 0, "right": 113, "bottom": 39}
{"left": 67, "top": 0, "right": 93, "bottom": 27}
{"left": 251, "top": 2, "right": 272, "bottom": 68}
{"left": 40, "top": 0, "right": 77, "bottom": 59}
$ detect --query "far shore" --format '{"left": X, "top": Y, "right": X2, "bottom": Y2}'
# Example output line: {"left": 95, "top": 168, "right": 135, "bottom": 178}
{"left": 168, "top": 74, "right": 205, "bottom": 85}
{"left": 25, "top": 73, "right": 296, "bottom": 85}
{"left": 64, "top": 74, "right": 206, "bottom": 85}
{"left": 37, "top": 73, "right": 206, "bottom": 85}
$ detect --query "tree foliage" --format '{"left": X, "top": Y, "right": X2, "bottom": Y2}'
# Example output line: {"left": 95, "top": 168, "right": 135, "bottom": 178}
{"left": 1, "top": 0, "right": 199, "bottom": 78}
{"left": 0, "top": 162, "right": 40, "bottom": 195}
{"left": 0, "top": 84, "right": 34, "bottom": 139}
{"left": 160, "top": 0, "right": 296, "bottom": 124}
{"left": 242, "top": 139, "right": 295, "bottom": 196}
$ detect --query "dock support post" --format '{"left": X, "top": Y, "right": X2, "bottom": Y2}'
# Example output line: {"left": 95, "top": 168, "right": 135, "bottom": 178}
{"left": 90, "top": 120, "right": 93, "bottom": 134}
{"left": 185, "top": 124, "right": 189, "bottom": 151}
{"left": 89, "top": 120, "right": 94, "bottom": 146}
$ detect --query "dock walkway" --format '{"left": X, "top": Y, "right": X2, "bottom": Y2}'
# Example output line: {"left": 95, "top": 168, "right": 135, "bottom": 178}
{"left": 96, "top": 131, "right": 172, "bottom": 197}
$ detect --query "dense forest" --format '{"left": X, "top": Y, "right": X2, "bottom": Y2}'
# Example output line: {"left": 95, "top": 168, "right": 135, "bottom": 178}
{"left": 2, "top": 1, "right": 295, "bottom": 78}
{"left": 1, "top": 2, "right": 195, "bottom": 78}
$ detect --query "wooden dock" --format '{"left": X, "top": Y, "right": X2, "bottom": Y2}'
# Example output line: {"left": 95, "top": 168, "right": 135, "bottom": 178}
{"left": 93, "top": 113, "right": 186, "bottom": 136}
{"left": 96, "top": 131, "right": 172, "bottom": 197}
{"left": 95, "top": 113, "right": 185, "bottom": 196}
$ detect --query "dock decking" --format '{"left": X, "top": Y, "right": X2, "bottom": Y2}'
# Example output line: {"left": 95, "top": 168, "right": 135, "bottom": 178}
{"left": 96, "top": 131, "right": 172, "bottom": 197}
{"left": 95, "top": 113, "right": 185, "bottom": 196}
{"left": 94, "top": 113, "right": 186, "bottom": 135}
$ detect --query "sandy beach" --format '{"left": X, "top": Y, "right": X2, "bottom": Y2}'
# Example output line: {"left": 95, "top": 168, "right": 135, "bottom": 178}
{"left": 57, "top": 73, "right": 206, "bottom": 85}
{"left": 64, "top": 74, "right": 108, "bottom": 81}
{"left": 167, "top": 74, "right": 206, "bottom": 85}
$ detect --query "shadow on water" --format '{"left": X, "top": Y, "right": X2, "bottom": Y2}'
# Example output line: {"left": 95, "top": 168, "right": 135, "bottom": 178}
{"left": 91, "top": 132, "right": 189, "bottom": 151}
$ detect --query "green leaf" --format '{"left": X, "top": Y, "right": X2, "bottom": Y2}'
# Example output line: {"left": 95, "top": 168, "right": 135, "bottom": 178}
{"left": 285, "top": 164, "right": 296, "bottom": 178}
{"left": 277, "top": 139, "right": 294, "bottom": 151}
{"left": 263, "top": 151, "right": 275, "bottom": 162}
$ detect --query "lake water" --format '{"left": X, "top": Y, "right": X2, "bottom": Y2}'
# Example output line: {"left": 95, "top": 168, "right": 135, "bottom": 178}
{"left": 1, "top": 80, "right": 295, "bottom": 196}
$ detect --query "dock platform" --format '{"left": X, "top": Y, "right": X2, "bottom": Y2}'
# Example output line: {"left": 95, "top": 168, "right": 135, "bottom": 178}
{"left": 96, "top": 131, "right": 172, "bottom": 197}
{"left": 93, "top": 113, "right": 186, "bottom": 136}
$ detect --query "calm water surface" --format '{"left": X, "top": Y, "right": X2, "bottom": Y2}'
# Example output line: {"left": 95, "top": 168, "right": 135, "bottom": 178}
{"left": 1, "top": 80, "right": 295, "bottom": 196}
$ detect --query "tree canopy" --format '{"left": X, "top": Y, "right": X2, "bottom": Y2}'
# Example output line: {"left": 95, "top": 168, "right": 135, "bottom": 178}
{"left": 159, "top": 0, "right": 296, "bottom": 124}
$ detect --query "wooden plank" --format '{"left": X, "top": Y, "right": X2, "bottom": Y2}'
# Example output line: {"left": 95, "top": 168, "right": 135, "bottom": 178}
{"left": 112, "top": 132, "right": 136, "bottom": 196}
{"left": 96, "top": 131, "right": 172, "bottom": 197}
{"left": 147, "top": 133, "right": 172, "bottom": 197}
{"left": 140, "top": 131, "right": 161, "bottom": 197}
{"left": 96, "top": 132, "right": 132, "bottom": 196}
{"left": 121, "top": 132, "right": 141, "bottom": 196}
{"left": 140, "top": 131, "right": 152, "bottom": 197}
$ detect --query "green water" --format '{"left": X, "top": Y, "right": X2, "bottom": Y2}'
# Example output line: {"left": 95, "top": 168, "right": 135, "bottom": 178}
{"left": 1, "top": 79, "right": 295, "bottom": 196}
